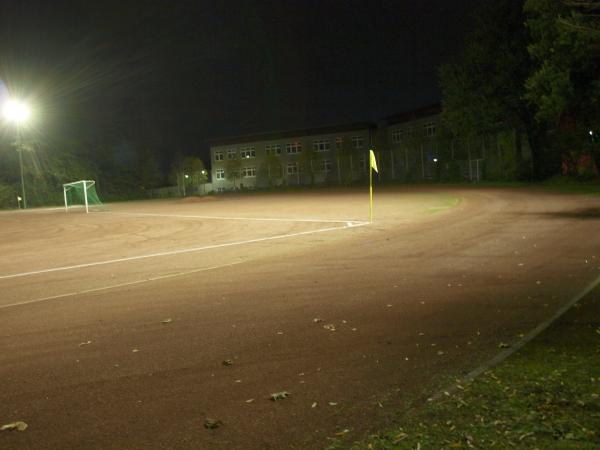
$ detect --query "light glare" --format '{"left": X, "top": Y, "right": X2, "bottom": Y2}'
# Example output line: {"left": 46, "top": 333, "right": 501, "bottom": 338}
{"left": 2, "top": 99, "right": 31, "bottom": 124}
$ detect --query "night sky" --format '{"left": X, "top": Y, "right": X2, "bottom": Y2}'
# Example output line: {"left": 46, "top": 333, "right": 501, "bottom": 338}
{"left": 0, "top": 0, "right": 480, "bottom": 161}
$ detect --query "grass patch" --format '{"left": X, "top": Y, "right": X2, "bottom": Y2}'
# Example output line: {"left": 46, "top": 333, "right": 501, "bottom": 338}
{"left": 426, "top": 196, "right": 462, "bottom": 214}
{"left": 334, "top": 288, "right": 600, "bottom": 449}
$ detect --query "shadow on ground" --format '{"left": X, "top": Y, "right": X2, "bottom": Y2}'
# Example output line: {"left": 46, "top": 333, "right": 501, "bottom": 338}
{"left": 531, "top": 207, "right": 600, "bottom": 220}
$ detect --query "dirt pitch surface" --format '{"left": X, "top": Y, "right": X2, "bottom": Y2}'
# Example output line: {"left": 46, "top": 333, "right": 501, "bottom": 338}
{"left": 1, "top": 186, "right": 600, "bottom": 449}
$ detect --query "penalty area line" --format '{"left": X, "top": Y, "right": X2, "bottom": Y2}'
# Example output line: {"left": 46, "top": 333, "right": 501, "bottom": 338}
{"left": 0, "top": 261, "right": 245, "bottom": 310}
{"left": 0, "top": 221, "right": 369, "bottom": 281}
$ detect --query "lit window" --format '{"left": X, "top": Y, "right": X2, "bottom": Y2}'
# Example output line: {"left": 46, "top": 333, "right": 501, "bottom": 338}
{"left": 351, "top": 136, "right": 364, "bottom": 149}
{"left": 287, "top": 163, "right": 298, "bottom": 175}
{"left": 241, "top": 167, "right": 256, "bottom": 177}
{"left": 227, "top": 149, "right": 237, "bottom": 160}
{"left": 266, "top": 143, "right": 282, "bottom": 155}
{"left": 391, "top": 129, "right": 403, "bottom": 144}
{"left": 240, "top": 146, "right": 255, "bottom": 158}
{"left": 424, "top": 123, "right": 436, "bottom": 137}
{"left": 216, "top": 169, "right": 225, "bottom": 180}
{"left": 214, "top": 151, "right": 224, "bottom": 161}
{"left": 286, "top": 142, "right": 302, "bottom": 154}
{"left": 313, "top": 139, "right": 331, "bottom": 152}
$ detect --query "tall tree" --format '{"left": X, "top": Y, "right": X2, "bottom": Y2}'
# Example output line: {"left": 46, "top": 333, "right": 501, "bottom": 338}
{"left": 524, "top": 0, "right": 600, "bottom": 174}
{"left": 439, "top": 0, "right": 542, "bottom": 177}
{"left": 524, "top": 0, "right": 600, "bottom": 125}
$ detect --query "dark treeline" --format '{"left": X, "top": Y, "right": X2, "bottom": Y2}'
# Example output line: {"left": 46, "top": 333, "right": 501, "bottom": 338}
{"left": 440, "top": 0, "right": 599, "bottom": 180}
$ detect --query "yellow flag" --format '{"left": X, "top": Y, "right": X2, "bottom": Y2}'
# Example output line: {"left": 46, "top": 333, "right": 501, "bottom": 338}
{"left": 369, "top": 149, "right": 378, "bottom": 173}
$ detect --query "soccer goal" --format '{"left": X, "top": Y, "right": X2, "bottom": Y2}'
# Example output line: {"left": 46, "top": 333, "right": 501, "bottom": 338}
{"left": 63, "top": 180, "right": 103, "bottom": 213}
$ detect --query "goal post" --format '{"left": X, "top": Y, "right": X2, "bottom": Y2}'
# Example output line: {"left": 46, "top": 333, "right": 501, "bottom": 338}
{"left": 63, "top": 180, "right": 104, "bottom": 213}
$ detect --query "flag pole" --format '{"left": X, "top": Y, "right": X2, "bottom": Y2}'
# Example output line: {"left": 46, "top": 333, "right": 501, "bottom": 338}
{"left": 369, "top": 150, "right": 373, "bottom": 223}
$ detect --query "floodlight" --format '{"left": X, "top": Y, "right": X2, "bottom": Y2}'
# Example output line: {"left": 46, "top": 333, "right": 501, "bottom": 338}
{"left": 2, "top": 99, "right": 30, "bottom": 124}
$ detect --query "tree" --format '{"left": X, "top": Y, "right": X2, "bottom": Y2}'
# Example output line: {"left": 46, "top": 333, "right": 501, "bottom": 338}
{"left": 439, "top": 0, "right": 541, "bottom": 177}
{"left": 262, "top": 153, "right": 283, "bottom": 187}
{"left": 524, "top": 0, "right": 600, "bottom": 172}
{"left": 169, "top": 154, "right": 206, "bottom": 195}
{"left": 298, "top": 145, "right": 322, "bottom": 186}
{"left": 225, "top": 158, "right": 242, "bottom": 189}
{"left": 137, "top": 149, "right": 163, "bottom": 190}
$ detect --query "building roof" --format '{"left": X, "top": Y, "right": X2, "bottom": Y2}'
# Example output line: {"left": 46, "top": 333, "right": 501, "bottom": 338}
{"left": 384, "top": 103, "right": 442, "bottom": 125}
{"left": 207, "top": 122, "right": 376, "bottom": 147}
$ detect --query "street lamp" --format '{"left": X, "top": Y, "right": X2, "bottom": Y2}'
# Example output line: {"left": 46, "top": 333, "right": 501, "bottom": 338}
{"left": 2, "top": 99, "right": 31, "bottom": 209}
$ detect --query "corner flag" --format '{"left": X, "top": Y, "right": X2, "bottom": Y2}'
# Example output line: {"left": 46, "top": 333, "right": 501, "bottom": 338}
{"left": 369, "top": 149, "right": 378, "bottom": 223}
{"left": 369, "top": 149, "right": 378, "bottom": 173}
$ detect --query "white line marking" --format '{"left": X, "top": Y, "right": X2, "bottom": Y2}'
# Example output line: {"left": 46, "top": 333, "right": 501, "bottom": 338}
{"left": 0, "top": 222, "right": 369, "bottom": 280}
{"left": 112, "top": 211, "right": 362, "bottom": 224}
{"left": 430, "top": 271, "right": 600, "bottom": 401}
{"left": 0, "top": 261, "right": 244, "bottom": 310}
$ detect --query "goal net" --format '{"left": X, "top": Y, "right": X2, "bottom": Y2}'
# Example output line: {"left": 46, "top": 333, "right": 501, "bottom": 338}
{"left": 63, "top": 180, "right": 104, "bottom": 213}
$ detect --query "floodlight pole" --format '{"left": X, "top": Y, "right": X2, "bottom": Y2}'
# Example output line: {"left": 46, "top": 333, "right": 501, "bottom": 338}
{"left": 17, "top": 132, "right": 27, "bottom": 209}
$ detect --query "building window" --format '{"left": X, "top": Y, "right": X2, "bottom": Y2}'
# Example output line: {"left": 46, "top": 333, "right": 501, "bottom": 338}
{"left": 391, "top": 129, "right": 403, "bottom": 144}
{"left": 424, "top": 122, "right": 436, "bottom": 137}
{"left": 286, "top": 142, "right": 302, "bottom": 154}
{"left": 335, "top": 137, "right": 343, "bottom": 149}
{"left": 313, "top": 139, "right": 331, "bottom": 152}
{"left": 351, "top": 136, "right": 364, "bottom": 149}
{"left": 240, "top": 147, "right": 255, "bottom": 159}
{"left": 216, "top": 187, "right": 225, "bottom": 193}
{"left": 227, "top": 149, "right": 237, "bottom": 160}
{"left": 241, "top": 166, "right": 256, "bottom": 178}
{"left": 359, "top": 154, "right": 367, "bottom": 171}
{"left": 214, "top": 151, "right": 224, "bottom": 161}
{"left": 287, "top": 162, "right": 298, "bottom": 175}
{"left": 266, "top": 143, "right": 282, "bottom": 155}
{"left": 216, "top": 169, "right": 225, "bottom": 180}
{"left": 320, "top": 159, "right": 332, "bottom": 172}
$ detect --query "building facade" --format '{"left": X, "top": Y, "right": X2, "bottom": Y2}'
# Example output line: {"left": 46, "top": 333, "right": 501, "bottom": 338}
{"left": 209, "top": 123, "right": 376, "bottom": 191}
{"left": 209, "top": 105, "right": 531, "bottom": 191}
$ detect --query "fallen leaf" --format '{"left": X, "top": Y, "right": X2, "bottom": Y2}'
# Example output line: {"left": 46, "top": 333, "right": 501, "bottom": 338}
{"left": 270, "top": 391, "right": 290, "bottom": 401}
{"left": 245, "top": 399, "right": 254, "bottom": 403}
{"left": 313, "top": 318, "right": 324, "bottom": 323}
{"left": 78, "top": 341, "right": 92, "bottom": 347}
{"left": 329, "top": 402, "right": 338, "bottom": 406}
{"left": 161, "top": 318, "right": 172, "bottom": 324}
{"left": 335, "top": 429, "right": 350, "bottom": 436}
{"left": 1, "top": 421, "right": 28, "bottom": 432}
{"left": 132, "top": 349, "right": 139, "bottom": 353}
{"left": 311, "top": 402, "right": 317, "bottom": 408}
{"left": 222, "top": 359, "right": 233, "bottom": 366}
{"left": 392, "top": 432, "right": 408, "bottom": 443}
{"left": 323, "top": 324, "right": 336, "bottom": 331}
{"left": 498, "top": 342, "right": 510, "bottom": 349}
{"left": 203, "top": 418, "right": 222, "bottom": 429}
